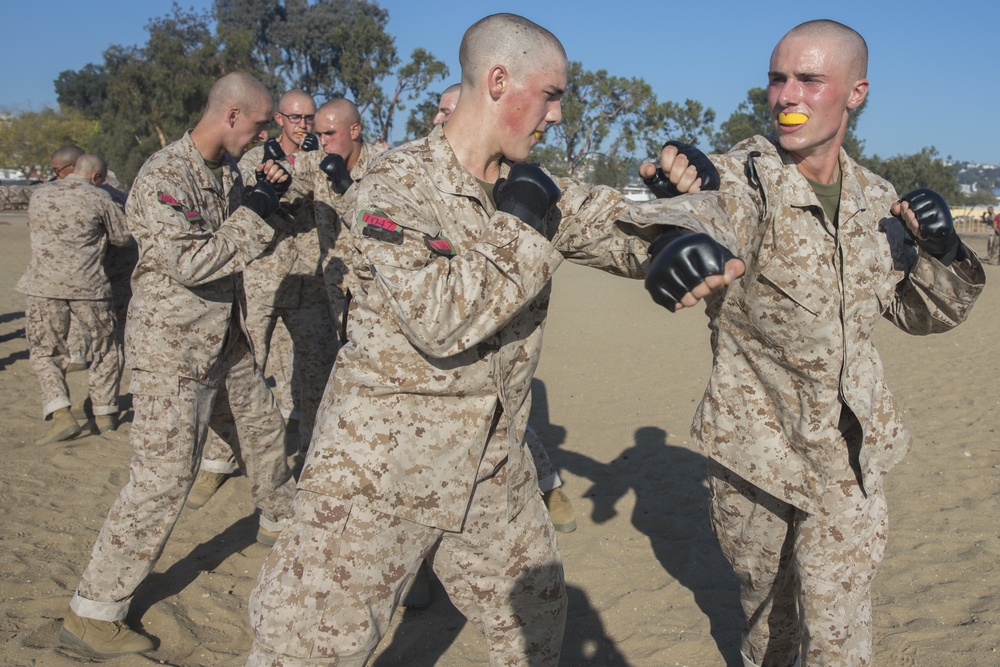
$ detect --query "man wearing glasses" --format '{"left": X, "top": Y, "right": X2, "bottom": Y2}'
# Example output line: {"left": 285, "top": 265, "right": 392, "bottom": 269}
{"left": 188, "top": 89, "right": 338, "bottom": 508}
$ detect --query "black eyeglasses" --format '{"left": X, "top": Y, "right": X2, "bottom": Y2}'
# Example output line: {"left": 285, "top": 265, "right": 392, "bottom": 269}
{"left": 278, "top": 112, "right": 315, "bottom": 124}
{"left": 52, "top": 163, "right": 74, "bottom": 176}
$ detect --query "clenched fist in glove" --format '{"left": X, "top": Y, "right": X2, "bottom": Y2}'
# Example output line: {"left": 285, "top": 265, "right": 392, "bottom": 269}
{"left": 320, "top": 154, "right": 353, "bottom": 195}
{"left": 299, "top": 133, "right": 320, "bottom": 152}
{"left": 243, "top": 140, "right": 292, "bottom": 220}
{"left": 494, "top": 162, "right": 562, "bottom": 240}
{"left": 644, "top": 232, "right": 741, "bottom": 312}
{"left": 895, "top": 188, "right": 962, "bottom": 266}
{"left": 642, "top": 141, "right": 721, "bottom": 198}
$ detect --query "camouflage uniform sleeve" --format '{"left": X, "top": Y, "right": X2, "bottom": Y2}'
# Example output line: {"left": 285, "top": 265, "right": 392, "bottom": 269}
{"left": 549, "top": 177, "right": 660, "bottom": 277}
{"left": 616, "top": 152, "right": 767, "bottom": 261}
{"left": 354, "top": 157, "right": 564, "bottom": 358}
{"left": 128, "top": 162, "right": 275, "bottom": 287}
{"left": 101, "top": 191, "right": 132, "bottom": 248}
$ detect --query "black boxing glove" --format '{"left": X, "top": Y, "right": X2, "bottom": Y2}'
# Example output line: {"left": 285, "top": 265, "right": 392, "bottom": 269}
{"left": 243, "top": 179, "right": 282, "bottom": 220}
{"left": 644, "top": 232, "right": 735, "bottom": 311}
{"left": 243, "top": 162, "right": 292, "bottom": 220}
{"left": 263, "top": 138, "right": 285, "bottom": 163}
{"left": 643, "top": 140, "right": 721, "bottom": 198}
{"left": 299, "top": 133, "right": 320, "bottom": 152}
{"left": 320, "top": 154, "right": 353, "bottom": 195}
{"left": 900, "top": 188, "right": 962, "bottom": 266}
{"left": 259, "top": 139, "right": 291, "bottom": 198}
{"left": 494, "top": 162, "right": 562, "bottom": 240}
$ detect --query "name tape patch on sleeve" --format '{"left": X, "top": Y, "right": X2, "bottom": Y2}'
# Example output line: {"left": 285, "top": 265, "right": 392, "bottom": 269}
{"left": 357, "top": 208, "right": 404, "bottom": 245}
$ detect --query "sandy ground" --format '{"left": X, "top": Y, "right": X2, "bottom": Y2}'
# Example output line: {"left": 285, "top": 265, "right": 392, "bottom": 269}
{"left": 1, "top": 208, "right": 998, "bottom": 666}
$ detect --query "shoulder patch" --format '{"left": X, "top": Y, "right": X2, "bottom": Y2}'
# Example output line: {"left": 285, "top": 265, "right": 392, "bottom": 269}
{"left": 357, "top": 208, "right": 404, "bottom": 245}
{"left": 158, "top": 191, "right": 205, "bottom": 228}
{"left": 425, "top": 234, "right": 456, "bottom": 257}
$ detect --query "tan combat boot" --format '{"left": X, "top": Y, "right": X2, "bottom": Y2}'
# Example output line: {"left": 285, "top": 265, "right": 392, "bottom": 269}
{"left": 543, "top": 488, "right": 577, "bottom": 533}
{"left": 93, "top": 414, "right": 118, "bottom": 434}
{"left": 60, "top": 607, "right": 155, "bottom": 657}
{"left": 185, "top": 470, "right": 230, "bottom": 509}
{"left": 36, "top": 407, "right": 83, "bottom": 446}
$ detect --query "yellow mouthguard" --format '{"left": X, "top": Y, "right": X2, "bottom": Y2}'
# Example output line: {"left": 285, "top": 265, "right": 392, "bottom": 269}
{"left": 778, "top": 112, "right": 808, "bottom": 126}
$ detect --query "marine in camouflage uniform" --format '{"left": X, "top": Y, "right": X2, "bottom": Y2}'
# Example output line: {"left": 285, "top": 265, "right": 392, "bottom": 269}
{"left": 65, "top": 73, "right": 297, "bottom": 654}
{"left": 247, "top": 14, "right": 701, "bottom": 665}
{"left": 637, "top": 21, "right": 985, "bottom": 667}
{"left": 15, "top": 163, "right": 131, "bottom": 438}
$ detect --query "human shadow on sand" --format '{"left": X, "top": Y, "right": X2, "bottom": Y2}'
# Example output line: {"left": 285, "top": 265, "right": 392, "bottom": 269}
{"left": 529, "top": 378, "right": 744, "bottom": 666}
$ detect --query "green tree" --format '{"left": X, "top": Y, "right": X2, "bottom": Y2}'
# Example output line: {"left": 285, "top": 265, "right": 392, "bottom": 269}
{"left": 712, "top": 87, "right": 770, "bottom": 152}
{"left": 0, "top": 107, "right": 99, "bottom": 178}
{"left": 214, "top": 0, "right": 446, "bottom": 140}
{"left": 859, "top": 147, "right": 960, "bottom": 202}
{"left": 404, "top": 95, "right": 440, "bottom": 141}
{"left": 57, "top": 3, "right": 257, "bottom": 184}
{"left": 540, "top": 62, "right": 659, "bottom": 178}
{"left": 642, "top": 99, "right": 716, "bottom": 157}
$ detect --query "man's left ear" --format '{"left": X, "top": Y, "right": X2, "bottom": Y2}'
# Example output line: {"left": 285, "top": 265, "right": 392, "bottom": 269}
{"left": 228, "top": 107, "right": 240, "bottom": 128}
{"left": 848, "top": 79, "right": 869, "bottom": 110}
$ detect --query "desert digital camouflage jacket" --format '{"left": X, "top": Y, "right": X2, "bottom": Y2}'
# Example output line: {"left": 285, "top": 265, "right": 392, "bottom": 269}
{"left": 626, "top": 134, "right": 985, "bottom": 513}
{"left": 297, "top": 125, "right": 668, "bottom": 530}
{"left": 124, "top": 131, "right": 278, "bottom": 385}
{"left": 16, "top": 173, "right": 131, "bottom": 300}
{"left": 296, "top": 141, "right": 386, "bottom": 300}
{"left": 238, "top": 144, "right": 327, "bottom": 309}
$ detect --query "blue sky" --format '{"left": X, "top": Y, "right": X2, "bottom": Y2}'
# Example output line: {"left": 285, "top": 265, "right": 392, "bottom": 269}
{"left": 2, "top": 0, "right": 998, "bottom": 164}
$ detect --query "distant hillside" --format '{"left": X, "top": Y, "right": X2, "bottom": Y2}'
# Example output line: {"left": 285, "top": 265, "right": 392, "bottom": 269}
{"left": 954, "top": 161, "right": 1000, "bottom": 193}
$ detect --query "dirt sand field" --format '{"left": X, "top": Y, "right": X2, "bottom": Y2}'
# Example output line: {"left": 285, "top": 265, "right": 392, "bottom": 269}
{"left": 1, "top": 210, "right": 997, "bottom": 666}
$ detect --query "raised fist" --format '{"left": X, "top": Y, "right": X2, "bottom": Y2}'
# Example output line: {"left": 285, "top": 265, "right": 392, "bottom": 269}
{"left": 900, "top": 188, "right": 960, "bottom": 265}
{"left": 494, "top": 162, "right": 562, "bottom": 240}
{"left": 320, "top": 154, "right": 353, "bottom": 195}
{"left": 643, "top": 141, "right": 720, "bottom": 198}
{"left": 299, "top": 133, "right": 320, "bottom": 152}
{"left": 262, "top": 139, "right": 286, "bottom": 163}
{"left": 644, "top": 232, "right": 735, "bottom": 311}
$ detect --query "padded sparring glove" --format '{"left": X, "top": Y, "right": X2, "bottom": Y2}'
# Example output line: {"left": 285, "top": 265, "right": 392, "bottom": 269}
{"left": 243, "top": 143, "right": 292, "bottom": 219}
{"left": 494, "top": 162, "right": 562, "bottom": 240}
{"left": 900, "top": 188, "right": 962, "bottom": 266}
{"left": 263, "top": 138, "right": 285, "bottom": 163}
{"left": 644, "top": 232, "right": 735, "bottom": 311}
{"left": 320, "top": 154, "right": 353, "bottom": 195}
{"left": 643, "top": 141, "right": 721, "bottom": 198}
{"left": 299, "top": 133, "right": 320, "bottom": 152}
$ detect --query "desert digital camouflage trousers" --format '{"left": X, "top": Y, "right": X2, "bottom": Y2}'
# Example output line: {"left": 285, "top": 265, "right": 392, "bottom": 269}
{"left": 524, "top": 425, "right": 560, "bottom": 492}
{"left": 202, "top": 282, "right": 338, "bottom": 473}
{"left": 247, "top": 465, "right": 567, "bottom": 666}
{"left": 24, "top": 296, "right": 121, "bottom": 417}
{"left": 707, "top": 417, "right": 889, "bottom": 667}
{"left": 70, "top": 334, "right": 295, "bottom": 622}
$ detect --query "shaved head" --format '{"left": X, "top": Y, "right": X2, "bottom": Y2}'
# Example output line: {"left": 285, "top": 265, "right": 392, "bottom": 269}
{"left": 205, "top": 71, "right": 272, "bottom": 116}
{"left": 278, "top": 88, "right": 315, "bottom": 113}
{"left": 458, "top": 13, "right": 566, "bottom": 90}
{"left": 779, "top": 19, "right": 868, "bottom": 80}
{"left": 74, "top": 153, "right": 107, "bottom": 180}
{"left": 51, "top": 145, "right": 84, "bottom": 165}
{"left": 317, "top": 98, "right": 361, "bottom": 126}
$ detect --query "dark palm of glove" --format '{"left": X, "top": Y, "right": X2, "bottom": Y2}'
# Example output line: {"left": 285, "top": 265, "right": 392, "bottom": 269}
{"left": 900, "top": 188, "right": 961, "bottom": 265}
{"left": 494, "top": 162, "right": 562, "bottom": 240}
{"left": 320, "top": 154, "right": 353, "bottom": 195}
{"left": 243, "top": 160, "right": 292, "bottom": 218}
{"left": 243, "top": 178, "right": 282, "bottom": 220}
{"left": 643, "top": 141, "right": 721, "bottom": 198}
{"left": 263, "top": 138, "right": 286, "bottom": 163}
{"left": 299, "top": 133, "right": 320, "bottom": 152}
{"left": 644, "top": 232, "right": 735, "bottom": 311}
